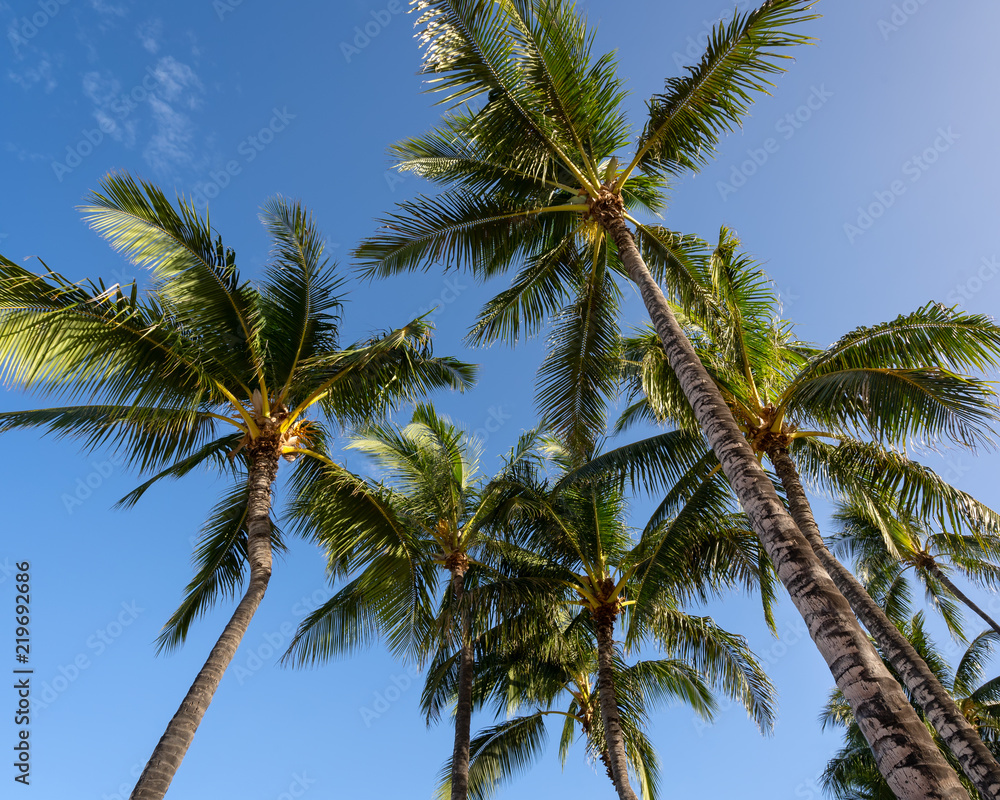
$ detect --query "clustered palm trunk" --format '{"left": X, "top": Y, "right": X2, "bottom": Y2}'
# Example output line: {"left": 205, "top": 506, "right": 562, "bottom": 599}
{"left": 766, "top": 441, "right": 1000, "bottom": 800}
{"left": 821, "top": 616, "right": 1000, "bottom": 799}
{"left": 591, "top": 191, "right": 970, "bottom": 799}
{"left": 131, "top": 445, "right": 280, "bottom": 800}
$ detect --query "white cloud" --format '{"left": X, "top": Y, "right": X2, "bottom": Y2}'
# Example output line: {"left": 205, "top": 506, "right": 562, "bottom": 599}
{"left": 76, "top": 54, "right": 205, "bottom": 175}
{"left": 88, "top": 0, "right": 128, "bottom": 17}
{"left": 143, "top": 95, "right": 195, "bottom": 173}
{"left": 82, "top": 70, "right": 137, "bottom": 145}
{"left": 141, "top": 57, "right": 205, "bottom": 173}
{"left": 151, "top": 56, "right": 203, "bottom": 107}
{"left": 4, "top": 142, "right": 47, "bottom": 163}
{"left": 8, "top": 59, "right": 56, "bottom": 92}
{"left": 136, "top": 18, "right": 162, "bottom": 54}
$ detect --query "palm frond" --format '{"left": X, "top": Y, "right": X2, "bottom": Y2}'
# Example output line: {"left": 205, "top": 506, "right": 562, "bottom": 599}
{"left": 80, "top": 172, "right": 259, "bottom": 383}
{"left": 157, "top": 481, "right": 285, "bottom": 652}
{"left": 258, "top": 197, "right": 345, "bottom": 399}
{"left": 629, "top": 0, "right": 817, "bottom": 179}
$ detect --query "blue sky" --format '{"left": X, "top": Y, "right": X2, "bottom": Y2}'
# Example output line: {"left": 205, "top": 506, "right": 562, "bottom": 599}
{"left": 2, "top": 1, "right": 1000, "bottom": 798}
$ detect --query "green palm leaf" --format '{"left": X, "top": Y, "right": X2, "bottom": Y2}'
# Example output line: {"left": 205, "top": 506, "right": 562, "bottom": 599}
{"left": 628, "top": 0, "right": 817, "bottom": 180}
{"left": 80, "top": 173, "right": 259, "bottom": 383}
{"left": 156, "top": 481, "right": 285, "bottom": 653}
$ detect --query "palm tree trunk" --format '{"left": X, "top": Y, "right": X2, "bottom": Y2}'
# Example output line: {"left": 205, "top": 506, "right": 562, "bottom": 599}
{"left": 768, "top": 444, "right": 1000, "bottom": 800}
{"left": 595, "top": 200, "right": 969, "bottom": 800}
{"left": 593, "top": 604, "right": 639, "bottom": 800}
{"left": 450, "top": 567, "right": 474, "bottom": 800}
{"left": 130, "top": 447, "right": 279, "bottom": 800}
{"left": 925, "top": 561, "right": 1000, "bottom": 638}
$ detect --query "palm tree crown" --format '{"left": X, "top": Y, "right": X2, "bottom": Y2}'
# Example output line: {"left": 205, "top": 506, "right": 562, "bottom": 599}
{"left": 0, "top": 172, "right": 473, "bottom": 799}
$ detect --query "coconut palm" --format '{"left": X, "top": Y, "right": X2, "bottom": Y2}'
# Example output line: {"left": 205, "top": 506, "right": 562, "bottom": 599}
{"left": 821, "top": 615, "right": 1000, "bottom": 800}
{"left": 427, "top": 580, "right": 775, "bottom": 800}
{"left": 833, "top": 500, "right": 1000, "bottom": 639}
{"left": 0, "top": 174, "right": 473, "bottom": 800}
{"left": 353, "top": 2, "right": 969, "bottom": 793}
{"left": 282, "top": 406, "right": 548, "bottom": 800}
{"left": 621, "top": 228, "right": 1000, "bottom": 796}
{"left": 447, "top": 433, "right": 777, "bottom": 800}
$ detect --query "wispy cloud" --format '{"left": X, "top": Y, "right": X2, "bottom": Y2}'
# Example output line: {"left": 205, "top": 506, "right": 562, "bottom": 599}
{"left": 88, "top": 0, "right": 128, "bottom": 17}
{"left": 82, "top": 70, "right": 137, "bottom": 145}
{"left": 77, "top": 54, "right": 205, "bottom": 174}
{"left": 143, "top": 56, "right": 204, "bottom": 173}
{"left": 143, "top": 95, "right": 196, "bottom": 173}
{"left": 136, "top": 18, "right": 161, "bottom": 54}
{"left": 4, "top": 141, "right": 47, "bottom": 163}
{"left": 151, "top": 56, "right": 202, "bottom": 106}
{"left": 8, "top": 58, "right": 56, "bottom": 92}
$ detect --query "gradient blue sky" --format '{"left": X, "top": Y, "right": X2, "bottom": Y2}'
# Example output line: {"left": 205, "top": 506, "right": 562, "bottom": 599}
{"left": 2, "top": 1, "right": 1000, "bottom": 798}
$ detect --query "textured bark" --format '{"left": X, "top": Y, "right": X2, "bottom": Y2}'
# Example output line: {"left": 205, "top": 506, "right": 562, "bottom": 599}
{"left": 926, "top": 562, "right": 1000, "bottom": 639}
{"left": 593, "top": 607, "right": 639, "bottom": 800}
{"left": 597, "top": 202, "right": 969, "bottom": 800}
{"left": 769, "top": 444, "right": 1000, "bottom": 800}
{"left": 450, "top": 568, "right": 474, "bottom": 800}
{"left": 130, "top": 447, "right": 279, "bottom": 800}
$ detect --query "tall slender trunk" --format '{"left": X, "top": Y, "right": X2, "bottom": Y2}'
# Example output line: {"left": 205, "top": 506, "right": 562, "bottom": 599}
{"left": 450, "top": 565, "right": 474, "bottom": 800}
{"left": 130, "top": 446, "right": 279, "bottom": 800}
{"left": 925, "top": 561, "right": 1000, "bottom": 638}
{"left": 593, "top": 194, "right": 969, "bottom": 800}
{"left": 593, "top": 602, "right": 639, "bottom": 800}
{"left": 768, "top": 444, "right": 1000, "bottom": 800}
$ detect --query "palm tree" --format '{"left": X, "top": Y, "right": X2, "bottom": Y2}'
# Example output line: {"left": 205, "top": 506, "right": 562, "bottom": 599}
{"left": 427, "top": 586, "right": 775, "bottom": 800}
{"left": 621, "top": 228, "right": 1000, "bottom": 796}
{"left": 822, "top": 615, "right": 1000, "bottom": 800}
{"left": 0, "top": 174, "right": 473, "bottom": 800}
{"left": 353, "top": 2, "right": 970, "bottom": 793}
{"left": 833, "top": 500, "right": 1000, "bottom": 639}
{"left": 461, "top": 434, "right": 776, "bottom": 800}
{"left": 282, "top": 405, "right": 543, "bottom": 800}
